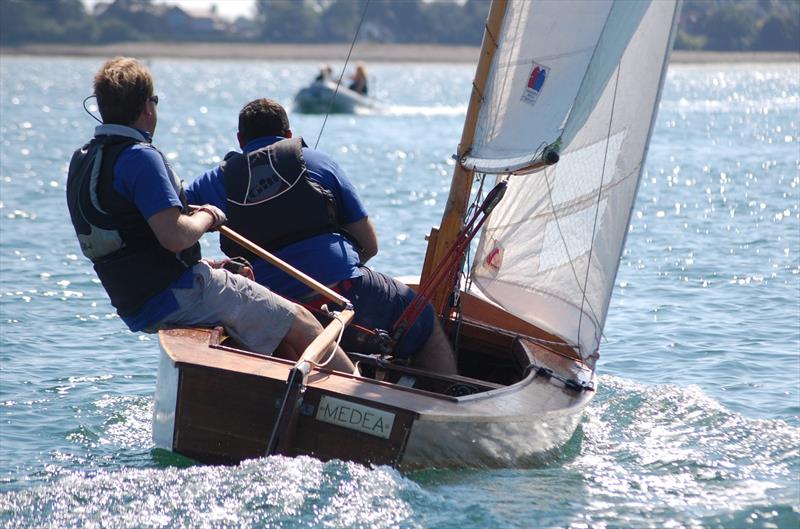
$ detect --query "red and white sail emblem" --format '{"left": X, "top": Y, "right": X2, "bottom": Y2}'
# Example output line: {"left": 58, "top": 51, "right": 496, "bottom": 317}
{"left": 485, "top": 245, "right": 504, "bottom": 272}
{"left": 521, "top": 62, "right": 549, "bottom": 106}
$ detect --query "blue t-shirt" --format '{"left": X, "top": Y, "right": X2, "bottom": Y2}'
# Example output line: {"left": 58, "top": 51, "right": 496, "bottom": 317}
{"left": 102, "top": 126, "right": 194, "bottom": 331}
{"left": 186, "top": 136, "right": 368, "bottom": 300}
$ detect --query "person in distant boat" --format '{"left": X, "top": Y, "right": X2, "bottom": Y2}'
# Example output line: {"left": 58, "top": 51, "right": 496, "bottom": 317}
{"left": 314, "top": 64, "right": 333, "bottom": 83}
{"left": 186, "top": 98, "right": 457, "bottom": 375}
{"left": 348, "top": 62, "right": 368, "bottom": 95}
{"left": 66, "top": 57, "right": 354, "bottom": 373}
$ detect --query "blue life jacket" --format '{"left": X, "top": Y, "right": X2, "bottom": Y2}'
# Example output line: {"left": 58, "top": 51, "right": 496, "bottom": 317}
{"left": 66, "top": 130, "right": 200, "bottom": 316}
{"left": 220, "top": 137, "right": 339, "bottom": 260}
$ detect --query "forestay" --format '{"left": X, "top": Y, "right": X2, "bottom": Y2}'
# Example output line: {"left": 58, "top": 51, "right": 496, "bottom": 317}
{"left": 468, "top": 0, "right": 680, "bottom": 363}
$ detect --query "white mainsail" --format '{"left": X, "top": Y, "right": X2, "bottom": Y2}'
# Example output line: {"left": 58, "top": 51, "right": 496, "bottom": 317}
{"left": 468, "top": 0, "right": 681, "bottom": 362}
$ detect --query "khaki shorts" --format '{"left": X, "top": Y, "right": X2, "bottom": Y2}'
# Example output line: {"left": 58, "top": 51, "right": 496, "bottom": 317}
{"left": 145, "top": 261, "right": 296, "bottom": 355}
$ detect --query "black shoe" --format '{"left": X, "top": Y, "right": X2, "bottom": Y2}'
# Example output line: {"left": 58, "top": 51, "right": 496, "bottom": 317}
{"left": 355, "top": 361, "right": 375, "bottom": 379}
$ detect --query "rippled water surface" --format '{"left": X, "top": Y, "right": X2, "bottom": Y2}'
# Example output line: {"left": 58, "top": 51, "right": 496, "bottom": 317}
{"left": 1, "top": 57, "right": 798, "bottom": 528}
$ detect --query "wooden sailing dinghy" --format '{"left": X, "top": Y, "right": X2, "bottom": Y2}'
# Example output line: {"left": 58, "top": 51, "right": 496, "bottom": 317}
{"left": 154, "top": 0, "right": 681, "bottom": 469}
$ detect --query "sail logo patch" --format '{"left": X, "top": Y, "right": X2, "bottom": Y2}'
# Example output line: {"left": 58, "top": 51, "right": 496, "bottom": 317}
{"left": 521, "top": 62, "right": 549, "bottom": 106}
{"left": 475, "top": 239, "right": 504, "bottom": 277}
{"left": 486, "top": 245, "right": 504, "bottom": 272}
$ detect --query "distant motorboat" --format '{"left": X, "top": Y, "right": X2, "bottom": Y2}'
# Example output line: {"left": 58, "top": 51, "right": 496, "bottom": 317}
{"left": 294, "top": 79, "right": 378, "bottom": 114}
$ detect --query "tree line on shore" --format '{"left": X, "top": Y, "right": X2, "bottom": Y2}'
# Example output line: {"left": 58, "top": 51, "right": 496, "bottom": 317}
{"left": 1, "top": 0, "right": 798, "bottom": 52}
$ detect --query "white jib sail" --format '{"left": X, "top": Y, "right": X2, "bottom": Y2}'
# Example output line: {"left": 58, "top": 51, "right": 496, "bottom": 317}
{"left": 469, "top": 0, "right": 680, "bottom": 362}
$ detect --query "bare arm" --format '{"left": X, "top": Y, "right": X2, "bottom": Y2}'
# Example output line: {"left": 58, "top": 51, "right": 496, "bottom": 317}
{"left": 342, "top": 217, "right": 378, "bottom": 264}
{"left": 148, "top": 207, "right": 215, "bottom": 253}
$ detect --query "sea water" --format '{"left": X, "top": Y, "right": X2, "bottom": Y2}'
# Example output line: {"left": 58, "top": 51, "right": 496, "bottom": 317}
{"left": 0, "top": 57, "right": 797, "bottom": 529}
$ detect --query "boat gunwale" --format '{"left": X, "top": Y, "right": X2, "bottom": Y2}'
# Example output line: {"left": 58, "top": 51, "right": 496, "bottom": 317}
{"left": 159, "top": 326, "right": 595, "bottom": 422}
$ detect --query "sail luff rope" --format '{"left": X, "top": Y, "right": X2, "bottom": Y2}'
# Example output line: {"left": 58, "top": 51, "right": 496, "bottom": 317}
{"left": 539, "top": 3, "right": 621, "bottom": 358}
{"left": 460, "top": 8, "right": 500, "bottom": 162}
{"left": 453, "top": 11, "right": 500, "bottom": 301}
{"left": 313, "top": 0, "right": 371, "bottom": 150}
{"left": 576, "top": 57, "right": 623, "bottom": 360}
{"left": 583, "top": 1, "right": 682, "bottom": 360}
{"left": 476, "top": 3, "right": 522, "bottom": 156}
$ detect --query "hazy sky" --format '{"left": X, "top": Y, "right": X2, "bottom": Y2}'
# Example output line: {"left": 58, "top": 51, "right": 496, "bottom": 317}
{"left": 82, "top": 0, "right": 257, "bottom": 21}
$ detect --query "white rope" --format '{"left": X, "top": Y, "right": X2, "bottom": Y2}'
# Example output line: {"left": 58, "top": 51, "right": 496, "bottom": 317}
{"left": 309, "top": 312, "right": 347, "bottom": 368}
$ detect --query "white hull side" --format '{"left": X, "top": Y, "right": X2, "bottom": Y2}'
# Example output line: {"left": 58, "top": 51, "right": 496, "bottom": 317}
{"left": 398, "top": 368, "right": 596, "bottom": 468}
{"left": 152, "top": 348, "right": 179, "bottom": 451}
{"left": 401, "top": 398, "right": 589, "bottom": 469}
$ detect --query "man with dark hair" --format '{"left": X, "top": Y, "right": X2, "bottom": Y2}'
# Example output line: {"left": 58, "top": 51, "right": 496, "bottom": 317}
{"left": 66, "top": 58, "right": 354, "bottom": 372}
{"left": 187, "top": 98, "right": 457, "bottom": 375}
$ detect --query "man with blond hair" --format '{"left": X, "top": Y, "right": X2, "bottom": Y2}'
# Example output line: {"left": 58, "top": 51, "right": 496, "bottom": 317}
{"left": 66, "top": 57, "right": 354, "bottom": 371}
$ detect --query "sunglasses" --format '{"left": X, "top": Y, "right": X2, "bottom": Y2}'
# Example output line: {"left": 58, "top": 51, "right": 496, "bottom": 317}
{"left": 148, "top": 95, "right": 159, "bottom": 105}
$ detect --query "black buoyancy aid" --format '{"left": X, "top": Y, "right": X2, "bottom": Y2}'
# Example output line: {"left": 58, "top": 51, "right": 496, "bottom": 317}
{"left": 66, "top": 128, "right": 200, "bottom": 316}
{"left": 220, "top": 137, "right": 339, "bottom": 260}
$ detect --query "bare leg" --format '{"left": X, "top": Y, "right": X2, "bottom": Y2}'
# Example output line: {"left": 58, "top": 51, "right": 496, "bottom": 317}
{"left": 275, "top": 306, "right": 356, "bottom": 374}
{"left": 410, "top": 322, "right": 457, "bottom": 375}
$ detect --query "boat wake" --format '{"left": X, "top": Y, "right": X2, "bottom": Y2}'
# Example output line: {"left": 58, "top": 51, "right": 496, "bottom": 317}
{"left": 0, "top": 456, "right": 425, "bottom": 529}
{"left": 2, "top": 379, "right": 797, "bottom": 529}
{"left": 566, "top": 375, "right": 800, "bottom": 527}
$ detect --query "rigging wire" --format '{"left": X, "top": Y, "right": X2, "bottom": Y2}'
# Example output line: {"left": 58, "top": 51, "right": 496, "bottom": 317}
{"left": 462, "top": 172, "right": 488, "bottom": 280}
{"left": 505, "top": 145, "right": 611, "bottom": 358}
{"left": 313, "top": 0, "right": 371, "bottom": 150}
{"left": 451, "top": 172, "right": 488, "bottom": 354}
{"left": 541, "top": 148, "right": 605, "bottom": 357}
{"left": 577, "top": 64, "right": 623, "bottom": 363}
{"left": 391, "top": 179, "right": 507, "bottom": 346}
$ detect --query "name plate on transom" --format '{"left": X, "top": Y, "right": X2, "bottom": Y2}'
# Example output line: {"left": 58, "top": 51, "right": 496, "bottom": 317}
{"left": 316, "top": 396, "right": 395, "bottom": 439}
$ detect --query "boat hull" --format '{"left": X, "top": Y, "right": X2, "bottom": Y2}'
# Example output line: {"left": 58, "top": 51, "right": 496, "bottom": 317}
{"left": 400, "top": 387, "right": 590, "bottom": 469}
{"left": 153, "top": 292, "right": 595, "bottom": 469}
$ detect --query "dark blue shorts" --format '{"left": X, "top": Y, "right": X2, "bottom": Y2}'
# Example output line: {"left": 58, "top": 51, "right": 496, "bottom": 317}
{"left": 339, "top": 266, "right": 434, "bottom": 359}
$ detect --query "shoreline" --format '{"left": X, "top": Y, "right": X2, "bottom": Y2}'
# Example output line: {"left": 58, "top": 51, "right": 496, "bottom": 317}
{"left": 1, "top": 43, "right": 798, "bottom": 64}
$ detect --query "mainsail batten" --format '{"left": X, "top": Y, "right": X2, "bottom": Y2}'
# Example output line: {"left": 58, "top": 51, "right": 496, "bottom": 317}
{"left": 469, "top": 0, "right": 681, "bottom": 362}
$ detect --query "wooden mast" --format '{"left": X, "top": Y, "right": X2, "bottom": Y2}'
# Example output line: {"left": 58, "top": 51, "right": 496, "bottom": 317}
{"left": 419, "top": 0, "right": 509, "bottom": 315}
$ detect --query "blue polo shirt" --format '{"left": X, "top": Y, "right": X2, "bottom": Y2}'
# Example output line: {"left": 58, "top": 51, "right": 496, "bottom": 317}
{"left": 186, "top": 136, "right": 368, "bottom": 300}
{"left": 101, "top": 125, "right": 194, "bottom": 331}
